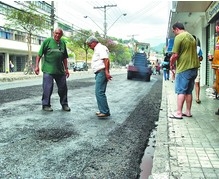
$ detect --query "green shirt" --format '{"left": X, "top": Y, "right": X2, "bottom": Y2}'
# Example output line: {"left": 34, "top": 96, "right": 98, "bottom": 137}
{"left": 38, "top": 37, "right": 68, "bottom": 74}
{"left": 172, "top": 32, "right": 200, "bottom": 73}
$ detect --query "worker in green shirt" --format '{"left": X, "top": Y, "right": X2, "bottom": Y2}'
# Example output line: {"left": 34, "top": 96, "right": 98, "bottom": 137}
{"left": 35, "top": 28, "right": 71, "bottom": 112}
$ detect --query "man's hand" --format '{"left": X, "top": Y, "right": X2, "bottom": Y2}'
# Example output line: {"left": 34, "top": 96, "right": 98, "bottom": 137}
{"left": 170, "top": 65, "right": 173, "bottom": 70}
{"left": 34, "top": 67, "right": 40, "bottom": 75}
{"left": 65, "top": 69, "right": 70, "bottom": 78}
{"left": 105, "top": 72, "right": 112, "bottom": 81}
{"left": 103, "top": 58, "right": 112, "bottom": 81}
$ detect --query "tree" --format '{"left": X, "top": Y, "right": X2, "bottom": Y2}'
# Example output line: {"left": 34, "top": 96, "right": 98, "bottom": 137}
{"left": 4, "top": 3, "right": 50, "bottom": 74}
{"left": 109, "top": 43, "right": 132, "bottom": 66}
{"left": 69, "top": 29, "right": 93, "bottom": 64}
{"left": 68, "top": 29, "right": 132, "bottom": 67}
{"left": 100, "top": 38, "right": 132, "bottom": 66}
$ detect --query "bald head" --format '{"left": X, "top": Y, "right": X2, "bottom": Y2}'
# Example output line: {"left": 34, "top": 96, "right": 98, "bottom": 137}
{"left": 54, "top": 28, "right": 63, "bottom": 35}
{"left": 53, "top": 28, "right": 63, "bottom": 42}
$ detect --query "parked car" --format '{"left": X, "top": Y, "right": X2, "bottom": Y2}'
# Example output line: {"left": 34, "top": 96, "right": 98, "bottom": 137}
{"left": 73, "top": 62, "right": 88, "bottom": 72}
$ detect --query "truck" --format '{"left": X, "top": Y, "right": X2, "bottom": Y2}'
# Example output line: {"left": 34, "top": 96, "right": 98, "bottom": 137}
{"left": 127, "top": 42, "right": 152, "bottom": 81}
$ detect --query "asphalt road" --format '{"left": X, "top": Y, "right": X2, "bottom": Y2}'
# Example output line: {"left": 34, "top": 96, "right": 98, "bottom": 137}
{"left": 0, "top": 70, "right": 162, "bottom": 178}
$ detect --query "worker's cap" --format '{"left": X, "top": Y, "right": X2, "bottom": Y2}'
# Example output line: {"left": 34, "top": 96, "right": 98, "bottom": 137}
{"left": 86, "top": 36, "right": 99, "bottom": 44}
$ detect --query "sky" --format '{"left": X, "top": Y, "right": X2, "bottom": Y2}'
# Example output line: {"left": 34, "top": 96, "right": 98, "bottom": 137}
{"left": 55, "top": 0, "right": 171, "bottom": 46}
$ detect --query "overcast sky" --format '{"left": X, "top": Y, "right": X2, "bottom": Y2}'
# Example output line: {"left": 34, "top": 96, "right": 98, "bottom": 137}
{"left": 55, "top": 0, "right": 171, "bottom": 46}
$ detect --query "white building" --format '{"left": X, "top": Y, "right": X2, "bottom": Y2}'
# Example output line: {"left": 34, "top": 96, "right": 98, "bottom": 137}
{"left": 0, "top": 1, "right": 73, "bottom": 73}
{"left": 0, "top": 1, "right": 53, "bottom": 73}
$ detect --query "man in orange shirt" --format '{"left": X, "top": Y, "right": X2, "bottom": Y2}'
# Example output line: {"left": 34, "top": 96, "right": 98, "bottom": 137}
{"left": 212, "top": 20, "right": 219, "bottom": 115}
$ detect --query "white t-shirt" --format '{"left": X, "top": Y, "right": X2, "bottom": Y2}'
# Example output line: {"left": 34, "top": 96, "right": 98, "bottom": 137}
{"left": 91, "top": 43, "right": 109, "bottom": 73}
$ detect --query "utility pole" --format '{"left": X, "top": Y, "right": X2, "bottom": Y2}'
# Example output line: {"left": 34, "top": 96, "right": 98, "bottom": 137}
{"left": 94, "top": 4, "right": 117, "bottom": 38}
{"left": 71, "top": 24, "right": 74, "bottom": 37}
{"left": 50, "top": 1, "right": 55, "bottom": 37}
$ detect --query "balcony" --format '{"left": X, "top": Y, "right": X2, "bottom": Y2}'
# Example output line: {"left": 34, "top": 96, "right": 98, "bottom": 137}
{"left": 0, "top": 38, "right": 40, "bottom": 54}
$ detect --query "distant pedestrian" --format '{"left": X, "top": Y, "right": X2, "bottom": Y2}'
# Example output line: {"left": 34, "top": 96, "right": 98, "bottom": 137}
{"left": 152, "top": 62, "right": 156, "bottom": 75}
{"left": 155, "top": 59, "right": 161, "bottom": 75}
{"left": 162, "top": 53, "right": 170, "bottom": 80}
{"left": 9, "top": 60, "right": 14, "bottom": 72}
{"left": 193, "top": 35, "right": 203, "bottom": 104}
{"left": 86, "top": 36, "right": 112, "bottom": 118}
{"left": 34, "top": 28, "right": 71, "bottom": 112}
{"left": 169, "top": 22, "right": 200, "bottom": 119}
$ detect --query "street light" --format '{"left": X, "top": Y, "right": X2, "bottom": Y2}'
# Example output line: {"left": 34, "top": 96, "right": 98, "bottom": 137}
{"left": 84, "top": 16, "right": 104, "bottom": 33}
{"left": 107, "top": 13, "right": 127, "bottom": 32}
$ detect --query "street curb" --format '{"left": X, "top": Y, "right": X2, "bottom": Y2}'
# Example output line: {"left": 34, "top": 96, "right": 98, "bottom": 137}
{"left": 149, "top": 81, "right": 170, "bottom": 179}
{"left": 0, "top": 68, "right": 126, "bottom": 82}
{"left": 0, "top": 75, "right": 40, "bottom": 82}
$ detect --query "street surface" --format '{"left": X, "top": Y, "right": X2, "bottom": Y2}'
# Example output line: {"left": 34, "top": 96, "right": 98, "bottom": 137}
{"left": 0, "top": 69, "right": 162, "bottom": 178}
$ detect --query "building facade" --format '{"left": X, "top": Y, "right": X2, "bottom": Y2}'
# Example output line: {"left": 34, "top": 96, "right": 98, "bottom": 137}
{"left": 0, "top": 1, "right": 52, "bottom": 73}
{"left": 167, "top": 1, "right": 219, "bottom": 88}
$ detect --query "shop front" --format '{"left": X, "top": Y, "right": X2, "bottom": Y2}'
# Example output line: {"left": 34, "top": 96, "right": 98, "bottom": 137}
{"left": 0, "top": 52, "right": 37, "bottom": 73}
{"left": 167, "top": 1, "right": 212, "bottom": 86}
{"left": 206, "top": 1, "right": 219, "bottom": 86}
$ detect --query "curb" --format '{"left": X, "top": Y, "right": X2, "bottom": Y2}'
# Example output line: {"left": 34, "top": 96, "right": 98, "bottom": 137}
{"left": 149, "top": 81, "right": 170, "bottom": 179}
{"left": 0, "top": 75, "right": 41, "bottom": 82}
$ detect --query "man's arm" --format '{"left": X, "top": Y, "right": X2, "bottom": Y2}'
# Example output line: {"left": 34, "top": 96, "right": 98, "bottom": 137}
{"left": 34, "top": 55, "right": 41, "bottom": 75}
{"left": 63, "top": 58, "right": 70, "bottom": 78}
{"left": 103, "top": 58, "right": 112, "bottom": 81}
{"left": 170, "top": 53, "right": 178, "bottom": 70}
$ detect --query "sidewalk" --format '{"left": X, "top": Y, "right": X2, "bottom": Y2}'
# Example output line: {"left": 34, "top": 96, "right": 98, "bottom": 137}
{"left": 150, "top": 80, "right": 219, "bottom": 179}
{"left": 0, "top": 72, "right": 41, "bottom": 82}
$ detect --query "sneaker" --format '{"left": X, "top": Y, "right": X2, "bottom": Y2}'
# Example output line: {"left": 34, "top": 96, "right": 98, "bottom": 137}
{"left": 62, "top": 105, "right": 71, "bottom": 111}
{"left": 42, "top": 106, "right": 53, "bottom": 112}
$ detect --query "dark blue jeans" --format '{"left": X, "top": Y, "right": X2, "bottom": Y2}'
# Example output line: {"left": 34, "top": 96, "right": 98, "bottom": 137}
{"left": 95, "top": 71, "right": 110, "bottom": 114}
{"left": 163, "top": 69, "right": 170, "bottom": 80}
{"left": 42, "top": 73, "right": 68, "bottom": 107}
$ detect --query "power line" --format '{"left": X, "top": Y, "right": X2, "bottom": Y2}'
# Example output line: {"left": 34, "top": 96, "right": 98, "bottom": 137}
{"left": 94, "top": 4, "right": 117, "bottom": 38}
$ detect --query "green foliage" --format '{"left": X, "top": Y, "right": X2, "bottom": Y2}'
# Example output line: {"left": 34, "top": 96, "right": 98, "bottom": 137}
{"left": 109, "top": 43, "right": 132, "bottom": 65}
{"left": 64, "top": 29, "right": 132, "bottom": 66}
{"left": 151, "top": 43, "right": 166, "bottom": 54}
{"left": 68, "top": 29, "right": 94, "bottom": 63}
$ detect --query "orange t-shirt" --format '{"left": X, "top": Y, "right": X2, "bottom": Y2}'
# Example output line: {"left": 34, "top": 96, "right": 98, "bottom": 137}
{"left": 212, "top": 37, "right": 219, "bottom": 69}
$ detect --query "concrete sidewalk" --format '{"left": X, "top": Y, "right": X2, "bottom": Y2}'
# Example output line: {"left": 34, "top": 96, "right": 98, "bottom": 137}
{"left": 0, "top": 72, "right": 41, "bottom": 82}
{"left": 150, "top": 80, "right": 219, "bottom": 179}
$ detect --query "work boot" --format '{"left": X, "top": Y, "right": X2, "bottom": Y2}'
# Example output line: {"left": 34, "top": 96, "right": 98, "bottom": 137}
{"left": 215, "top": 109, "right": 219, "bottom": 115}
{"left": 42, "top": 106, "right": 53, "bottom": 112}
{"left": 62, "top": 105, "right": 71, "bottom": 112}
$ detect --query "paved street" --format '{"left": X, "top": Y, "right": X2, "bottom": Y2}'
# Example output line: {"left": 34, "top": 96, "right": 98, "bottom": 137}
{"left": 0, "top": 69, "right": 162, "bottom": 178}
{"left": 150, "top": 80, "right": 219, "bottom": 179}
